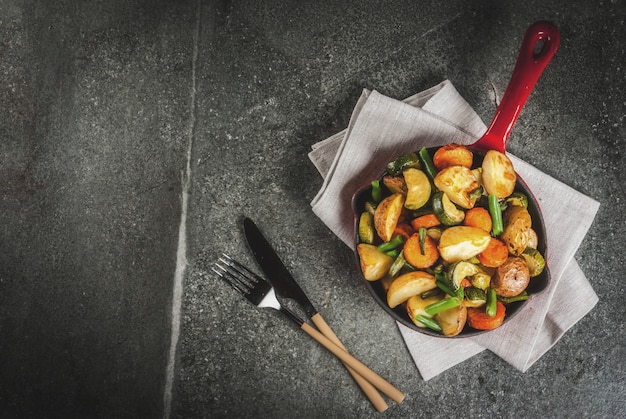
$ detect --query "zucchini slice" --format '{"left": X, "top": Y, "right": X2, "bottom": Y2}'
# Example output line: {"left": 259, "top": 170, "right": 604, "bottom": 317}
{"left": 358, "top": 211, "right": 375, "bottom": 244}
{"left": 386, "top": 152, "right": 421, "bottom": 176}
{"left": 433, "top": 191, "right": 465, "bottom": 226}
{"left": 403, "top": 168, "right": 431, "bottom": 210}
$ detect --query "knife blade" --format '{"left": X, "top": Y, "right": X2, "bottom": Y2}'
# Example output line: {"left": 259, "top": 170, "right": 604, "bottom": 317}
{"left": 243, "top": 216, "right": 404, "bottom": 409}
{"left": 243, "top": 217, "right": 318, "bottom": 319}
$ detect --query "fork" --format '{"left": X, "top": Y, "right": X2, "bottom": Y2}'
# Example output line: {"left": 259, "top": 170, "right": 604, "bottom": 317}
{"left": 212, "top": 254, "right": 405, "bottom": 405}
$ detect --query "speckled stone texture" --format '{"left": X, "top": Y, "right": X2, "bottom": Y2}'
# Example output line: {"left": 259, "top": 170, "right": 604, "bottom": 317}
{"left": 1, "top": 1, "right": 624, "bottom": 418}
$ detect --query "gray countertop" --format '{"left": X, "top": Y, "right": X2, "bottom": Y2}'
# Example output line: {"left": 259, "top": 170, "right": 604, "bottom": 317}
{"left": 1, "top": 1, "right": 624, "bottom": 418}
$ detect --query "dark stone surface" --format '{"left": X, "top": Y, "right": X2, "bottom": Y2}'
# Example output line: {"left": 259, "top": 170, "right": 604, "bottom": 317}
{"left": 1, "top": 1, "right": 624, "bottom": 418}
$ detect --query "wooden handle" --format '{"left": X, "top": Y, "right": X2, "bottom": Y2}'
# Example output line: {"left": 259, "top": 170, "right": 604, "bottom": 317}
{"left": 311, "top": 313, "right": 389, "bottom": 412}
{"left": 301, "top": 322, "right": 405, "bottom": 405}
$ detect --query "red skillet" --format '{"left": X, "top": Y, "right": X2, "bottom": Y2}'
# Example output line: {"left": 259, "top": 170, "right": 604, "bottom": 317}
{"left": 353, "top": 21, "right": 560, "bottom": 337}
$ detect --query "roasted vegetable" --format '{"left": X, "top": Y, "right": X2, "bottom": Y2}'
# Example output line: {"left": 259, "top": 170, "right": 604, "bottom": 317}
{"left": 434, "top": 165, "right": 480, "bottom": 209}
{"left": 462, "top": 207, "right": 491, "bottom": 233}
{"left": 506, "top": 192, "right": 529, "bottom": 208}
{"left": 357, "top": 143, "right": 546, "bottom": 336}
{"left": 433, "top": 144, "right": 473, "bottom": 170}
{"left": 435, "top": 304, "right": 467, "bottom": 337}
{"left": 388, "top": 250, "right": 407, "bottom": 277}
{"left": 526, "top": 228, "right": 539, "bottom": 249}
{"left": 418, "top": 147, "right": 437, "bottom": 179}
{"left": 425, "top": 296, "right": 462, "bottom": 316}
{"left": 482, "top": 150, "right": 516, "bottom": 199}
{"left": 403, "top": 168, "right": 431, "bottom": 210}
{"left": 371, "top": 180, "right": 382, "bottom": 203}
{"left": 498, "top": 291, "right": 530, "bottom": 303}
{"left": 374, "top": 193, "right": 405, "bottom": 242}
{"left": 382, "top": 175, "right": 407, "bottom": 194}
{"left": 501, "top": 205, "right": 532, "bottom": 256}
{"left": 411, "top": 213, "right": 441, "bottom": 230}
{"left": 432, "top": 191, "right": 465, "bottom": 226}
{"left": 467, "top": 300, "right": 506, "bottom": 330}
{"left": 358, "top": 212, "right": 375, "bottom": 244}
{"left": 449, "top": 261, "right": 480, "bottom": 290}
{"left": 357, "top": 243, "right": 394, "bottom": 281}
{"left": 387, "top": 271, "right": 437, "bottom": 309}
{"left": 477, "top": 238, "right": 509, "bottom": 268}
{"left": 485, "top": 287, "right": 498, "bottom": 317}
{"left": 521, "top": 247, "right": 546, "bottom": 277}
{"left": 406, "top": 294, "right": 442, "bottom": 329}
{"left": 414, "top": 314, "right": 442, "bottom": 332}
{"left": 491, "top": 256, "right": 531, "bottom": 297}
{"left": 377, "top": 234, "right": 405, "bottom": 253}
{"left": 464, "top": 287, "right": 487, "bottom": 307}
{"left": 488, "top": 193, "right": 504, "bottom": 236}
{"left": 437, "top": 226, "right": 491, "bottom": 263}
{"left": 403, "top": 233, "right": 439, "bottom": 269}
{"left": 386, "top": 152, "right": 421, "bottom": 176}
{"left": 470, "top": 271, "right": 492, "bottom": 291}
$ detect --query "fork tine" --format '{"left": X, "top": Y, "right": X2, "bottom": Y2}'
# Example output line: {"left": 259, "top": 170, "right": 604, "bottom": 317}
{"left": 212, "top": 262, "right": 250, "bottom": 295}
{"left": 220, "top": 253, "right": 266, "bottom": 285}
{"left": 213, "top": 254, "right": 271, "bottom": 306}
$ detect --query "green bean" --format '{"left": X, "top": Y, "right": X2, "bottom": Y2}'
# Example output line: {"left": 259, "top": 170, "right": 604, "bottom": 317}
{"left": 418, "top": 147, "right": 437, "bottom": 179}
{"left": 377, "top": 234, "right": 405, "bottom": 253}
{"left": 420, "top": 288, "right": 443, "bottom": 299}
{"left": 497, "top": 291, "right": 530, "bottom": 304}
{"left": 486, "top": 287, "right": 497, "bottom": 317}
{"left": 414, "top": 314, "right": 442, "bottom": 332}
{"left": 425, "top": 296, "right": 461, "bottom": 316}
{"left": 418, "top": 226, "right": 427, "bottom": 255}
{"left": 371, "top": 180, "right": 382, "bottom": 203}
{"left": 388, "top": 250, "right": 406, "bottom": 277}
{"left": 488, "top": 194, "right": 504, "bottom": 236}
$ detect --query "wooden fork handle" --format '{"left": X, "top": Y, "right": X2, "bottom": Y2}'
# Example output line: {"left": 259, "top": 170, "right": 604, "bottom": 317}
{"left": 301, "top": 321, "right": 406, "bottom": 405}
{"left": 311, "top": 313, "right": 389, "bottom": 412}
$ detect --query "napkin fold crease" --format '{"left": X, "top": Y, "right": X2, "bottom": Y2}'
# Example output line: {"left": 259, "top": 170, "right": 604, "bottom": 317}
{"left": 309, "top": 80, "right": 599, "bottom": 380}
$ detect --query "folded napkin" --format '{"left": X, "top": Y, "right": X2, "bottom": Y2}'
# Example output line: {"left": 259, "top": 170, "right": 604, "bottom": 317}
{"left": 309, "top": 80, "right": 600, "bottom": 380}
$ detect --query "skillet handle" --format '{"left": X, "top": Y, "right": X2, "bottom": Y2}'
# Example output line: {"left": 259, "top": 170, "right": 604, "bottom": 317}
{"left": 474, "top": 21, "right": 560, "bottom": 153}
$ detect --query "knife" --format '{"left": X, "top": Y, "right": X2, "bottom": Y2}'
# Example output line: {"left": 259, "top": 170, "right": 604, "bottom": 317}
{"left": 243, "top": 217, "right": 404, "bottom": 410}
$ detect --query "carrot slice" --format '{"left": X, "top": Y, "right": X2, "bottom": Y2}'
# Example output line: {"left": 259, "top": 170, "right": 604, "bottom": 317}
{"left": 410, "top": 213, "right": 441, "bottom": 230}
{"left": 463, "top": 207, "right": 492, "bottom": 233}
{"left": 477, "top": 238, "right": 509, "bottom": 268}
{"left": 467, "top": 300, "right": 506, "bottom": 330}
{"left": 403, "top": 233, "right": 439, "bottom": 269}
{"left": 392, "top": 223, "right": 414, "bottom": 241}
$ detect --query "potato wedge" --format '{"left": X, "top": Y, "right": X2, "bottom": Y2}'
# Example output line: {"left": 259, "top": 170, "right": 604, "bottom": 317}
{"left": 434, "top": 165, "right": 480, "bottom": 209}
{"left": 374, "top": 193, "right": 405, "bottom": 242}
{"left": 406, "top": 294, "right": 442, "bottom": 328}
{"left": 482, "top": 150, "right": 516, "bottom": 199}
{"left": 387, "top": 271, "right": 437, "bottom": 309}
{"left": 382, "top": 175, "right": 407, "bottom": 194}
{"left": 357, "top": 243, "right": 394, "bottom": 281}
{"left": 438, "top": 226, "right": 491, "bottom": 263}
{"left": 433, "top": 143, "right": 473, "bottom": 170}
{"left": 435, "top": 304, "right": 467, "bottom": 337}
{"left": 501, "top": 206, "right": 532, "bottom": 256}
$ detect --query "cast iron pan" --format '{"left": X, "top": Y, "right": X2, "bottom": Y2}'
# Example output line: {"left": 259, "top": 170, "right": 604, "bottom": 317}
{"left": 353, "top": 21, "right": 560, "bottom": 337}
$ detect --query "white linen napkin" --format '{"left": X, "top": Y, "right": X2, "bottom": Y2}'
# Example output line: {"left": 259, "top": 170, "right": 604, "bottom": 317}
{"left": 309, "top": 80, "right": 599, "bottom": 379}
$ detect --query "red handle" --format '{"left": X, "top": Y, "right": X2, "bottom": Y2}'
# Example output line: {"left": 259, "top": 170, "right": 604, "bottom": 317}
{"left": 474, "top": 21, "right": 560, "bottom": 153}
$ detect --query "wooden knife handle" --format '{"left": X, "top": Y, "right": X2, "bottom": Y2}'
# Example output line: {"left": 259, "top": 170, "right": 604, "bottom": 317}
{"left": 301, "top": 321, "right": 405, "bottom": 405}
{"left": 311, "top": 313, "right": 389, "bottom": 412}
